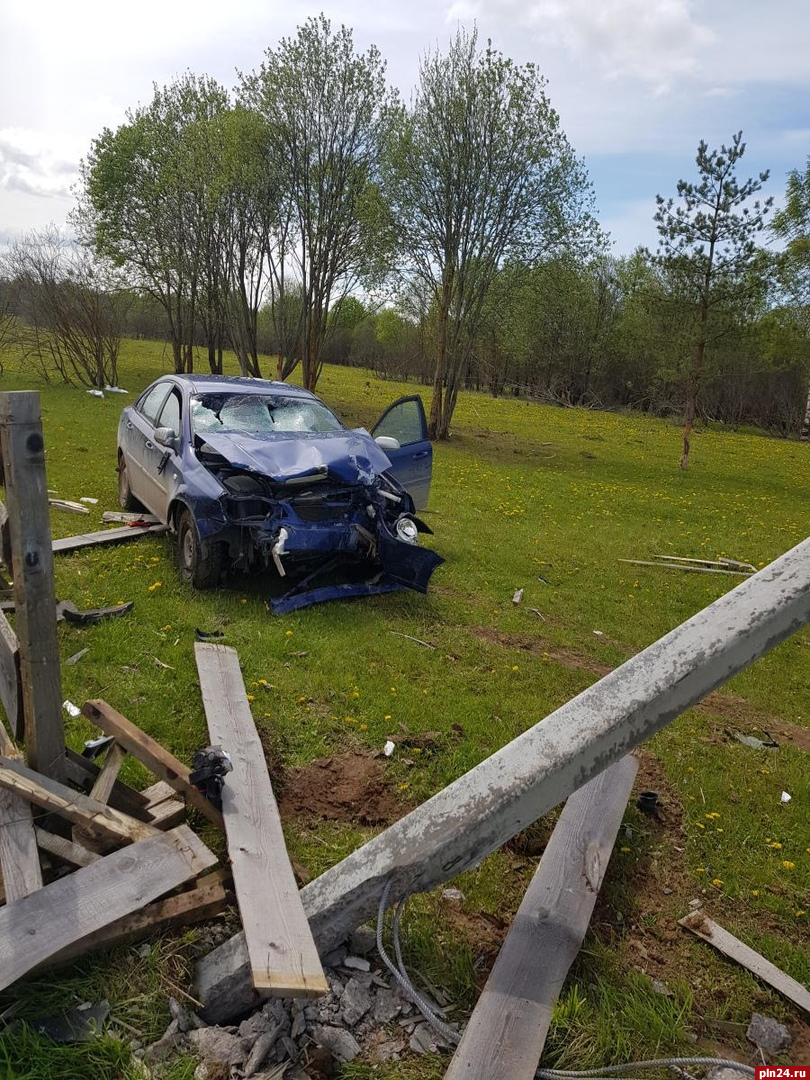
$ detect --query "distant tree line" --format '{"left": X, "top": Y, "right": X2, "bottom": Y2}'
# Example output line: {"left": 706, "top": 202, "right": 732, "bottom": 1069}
{"left": 1, "top": 17, "right": 810, "bottom": 454}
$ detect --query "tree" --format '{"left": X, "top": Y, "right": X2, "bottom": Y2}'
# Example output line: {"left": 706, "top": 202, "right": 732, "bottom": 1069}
{"left": 239, "top": 15, "right": 396, "bottom": 390}
{"left": 652, "top": 132, "right": 772, "bottom": 467}
{"left": 1, "top": 227, "right": 125, "bottom": 388}
{"left": 381, "top": 26, "right": 598, "bottom": 440}
{"left": 772, "top": 157, "right": 810, "bottom": 438}
{"left": 75, "top": 74, "right": 231, "bottom": 375}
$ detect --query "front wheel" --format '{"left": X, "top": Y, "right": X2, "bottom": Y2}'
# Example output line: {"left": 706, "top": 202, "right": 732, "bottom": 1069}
{"left": 176, "top": 508, "right": 223, "bottom": 589}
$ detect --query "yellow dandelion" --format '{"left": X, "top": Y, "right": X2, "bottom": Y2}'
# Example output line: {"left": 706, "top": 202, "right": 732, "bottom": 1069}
{"left": 285, "top": 630, "right": 293, "bottom": 636}
{"left": 147, "top": 581, "right": 162, "bottom": 591}
{"left": 751, "top": 890, "right": 760, "bottom": 897}
{"left": 246, "top": 694, "right": 254, "bottom": 702}
{"left": 512, "top": 665, "right": 520, "bottom": 672}
{"left": 620, "top": 846, "right": 631, "bottom": 853}
{"left": 795, "top": 910, "right": 806, "bottom": 917}
{"left": 359, "top": 723, "right": 368, "bottom": 731}
{"left": 781, "top": 860, "right": 795, "bottom": 870}
{"left": 711, "top": 878, "right": 724, "bottom": 888}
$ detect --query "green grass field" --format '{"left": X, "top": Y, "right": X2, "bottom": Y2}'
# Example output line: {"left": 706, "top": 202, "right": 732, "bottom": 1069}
{"left": 0, "top": 341, "right": 808, "bottom": 1079}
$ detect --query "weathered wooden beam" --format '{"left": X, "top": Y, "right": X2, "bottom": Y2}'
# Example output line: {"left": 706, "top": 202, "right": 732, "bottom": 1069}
{"left": 0, "top": 786, "right": 43, "bottom": 901}
{"left": 63, "top": 748, "right": 151, "bottom": 818}
{"left": 89, "top": 743, "right": 126, "bottom": 804}
{"left": 34, "top": 827, "right": 100, "bottom": 868}
{"left": 0, "top": 499, "right": 12, "bottom": 569}
{"left": 196, "top": 535, "right": 810, "bottom": 1022}
{"left": 0, "top": 756, "right": 157, "bottom": 845}
{"left": 44, "top": 868, "right": 229, "bottom": 969}
{"left": 195, "top": 643, "right": 327, "bottom": 998}
{"left": 0, "top": 825, "right": 217, "bottom": 991}
{"left": 0, "top": 721, "right": 42, "bottom": 901}
{"left": 0, "top": 392, "right": 65, "bottom": 781}
{"left": 444, "top": 756, "right": 638, "bottom": 1080}
{"left": 0, "top": 611, "right": 23, "bottom": 741}
{"left": 81, "top": 700, "right": 224, "bottom": 830}
{"left": 52, "top": 524, "right": 168, "bottom": 554}
{"left": 679, "top": 911, "right": 810, "bottom": 1015}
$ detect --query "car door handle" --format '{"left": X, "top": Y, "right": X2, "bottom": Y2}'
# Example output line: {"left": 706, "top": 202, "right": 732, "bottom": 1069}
{"left": 412, "top": 451, "right": 429, "bottom": 459}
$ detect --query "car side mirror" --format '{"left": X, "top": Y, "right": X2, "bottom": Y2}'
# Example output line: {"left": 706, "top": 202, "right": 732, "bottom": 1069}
{"left": 375, "top": 435, "right": 401, "bottom": 451}
{"left": 154, "top": 427, "right": 177, "bottom": 450}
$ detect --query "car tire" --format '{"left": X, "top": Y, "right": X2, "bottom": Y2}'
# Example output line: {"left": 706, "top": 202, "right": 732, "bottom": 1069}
{"left": 176, "top": 508, "right": 223, "bottom": 589}
{"left": 118, "top": 453, "right": 144, "bottom": 511}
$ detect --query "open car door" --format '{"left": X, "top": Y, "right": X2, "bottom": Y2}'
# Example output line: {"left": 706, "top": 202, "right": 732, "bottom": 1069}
{"left": 370, "top": 395, "right": 432, "bottom": 511}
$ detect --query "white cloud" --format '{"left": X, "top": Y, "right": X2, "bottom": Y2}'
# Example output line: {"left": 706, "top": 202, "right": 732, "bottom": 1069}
{"left": 446, "top": 0, "right": 713, "bottom": 90}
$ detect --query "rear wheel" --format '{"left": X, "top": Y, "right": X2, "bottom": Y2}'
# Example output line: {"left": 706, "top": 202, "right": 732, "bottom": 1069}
{"left": 176, "top": 508, "right": 223, "bottom": 589}
{"left": 117, "top": 453, "right": 143, "bottom": 511}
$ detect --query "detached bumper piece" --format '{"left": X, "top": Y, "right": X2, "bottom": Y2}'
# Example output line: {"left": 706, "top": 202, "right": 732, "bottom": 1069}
{"left": 268, "top": 519, "right": 443, "bottom": 615}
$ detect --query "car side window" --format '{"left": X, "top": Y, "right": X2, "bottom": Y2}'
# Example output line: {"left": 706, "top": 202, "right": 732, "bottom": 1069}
{"left": 157, "top": 391, "right": 181, "bottom": 437}
{"left": 139, "top": 384, "right": 171, "bottom": 425}
{"left": 373, "top": 399, "right": 426, "bottom": 447}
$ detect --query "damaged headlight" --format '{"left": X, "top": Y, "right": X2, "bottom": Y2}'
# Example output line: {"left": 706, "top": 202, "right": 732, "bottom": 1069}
{"left": 395, "top": 515, "right": 419, "bottom": 545}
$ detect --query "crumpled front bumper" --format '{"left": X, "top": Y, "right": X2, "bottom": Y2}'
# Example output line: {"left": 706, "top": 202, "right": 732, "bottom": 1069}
{"left": 267, "top": 516, "right": 443, "bottom": 614}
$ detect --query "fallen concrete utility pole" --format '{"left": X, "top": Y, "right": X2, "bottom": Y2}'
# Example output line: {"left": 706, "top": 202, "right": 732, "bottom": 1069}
{"left": 197, "top": 535, "right": 810, "bottom": 1021}
{"left": 444, "top": 755, "right": 638, "bottom": 1080}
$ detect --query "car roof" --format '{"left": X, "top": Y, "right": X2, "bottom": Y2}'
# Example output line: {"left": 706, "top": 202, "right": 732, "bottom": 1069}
{"left": 161, "top": 375, "right": 317, "bottom": 399}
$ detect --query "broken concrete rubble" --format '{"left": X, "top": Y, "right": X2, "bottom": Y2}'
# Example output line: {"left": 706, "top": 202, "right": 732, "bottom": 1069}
{"left": 141, "top": 957, "right": 432, "bottom": 1076}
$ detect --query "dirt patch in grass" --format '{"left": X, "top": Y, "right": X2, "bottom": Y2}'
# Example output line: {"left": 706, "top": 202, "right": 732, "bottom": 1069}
{"left": 698, "top": 692, "right": 810, "bottom": 752}
{"left": 279, "top": 752, "right": 408, "bottom": 826}
{"left": 592, "top": 752, "right": 700, "bottom": 991}
{"left": 469, "top": 626, "right": 614, "bottom": 676}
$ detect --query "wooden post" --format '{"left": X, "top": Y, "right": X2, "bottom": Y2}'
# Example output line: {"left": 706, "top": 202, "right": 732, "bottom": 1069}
{"left": 444, "top": 756, "right": 638, "bottom": 1080}
{"left": 0, "top": 393, "right": 65, "bottom": 781}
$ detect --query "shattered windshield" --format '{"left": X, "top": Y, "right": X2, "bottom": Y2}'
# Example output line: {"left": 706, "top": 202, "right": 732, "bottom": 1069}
{"left": 191, "top": 393, "right": 344, "bottom": 437}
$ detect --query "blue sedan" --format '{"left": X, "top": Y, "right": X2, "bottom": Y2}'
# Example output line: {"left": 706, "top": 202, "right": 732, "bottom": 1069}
{"left": 117, "top": 376, "right": 442, "bottom": 613}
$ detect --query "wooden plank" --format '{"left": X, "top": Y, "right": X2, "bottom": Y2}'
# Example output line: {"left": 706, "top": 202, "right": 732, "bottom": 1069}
{"left": 63, "top": 748, "right": 151, "bottom": 818}
{"left": 81, "top": 700, "right": 224, "bottom": 830}
{"left": 145, "top": 797, "right": 186, "bottom": 830}
{"left": 445, "top": 756, "right": 639, "bottom": 1080}
{"left": 0, "top": 756, "right": 157, "bottom": 845}
{"left": 679, "top": 910, "right": 810, "bottom": 1015}
{"left": 0, "top": 392, "right": 65, "bottom": 781}
{"left": 0, "top": 723, "right": 42, "bottom": 902}
{"left": 89, "top": 743, "right": 126, "bottom": 804}
{"left": 0, "top": 785, "right": 43, "bottom": 902}
{"left": 34, "top": 827, "right": 100, "bottom": 868}
{"left": 141, "top": 780, "right": 178, "bottom": 806}
{"left": 0, "top": 824, "right": 217, "bottom": 991}
{"left": 52, "top": 524, "right": 168, "bottom": 554}
{"left": 195, "top": 643, "right": 327, "bottom": 998}
{"left": 45, "top": 868, "right": 230, "bottom": 969}
{"left": 0, "top": 611, "right": 23, "bottom": 741}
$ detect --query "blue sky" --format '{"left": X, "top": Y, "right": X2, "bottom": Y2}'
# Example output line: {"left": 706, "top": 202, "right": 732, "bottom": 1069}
{"left": 1, "top": 0, "right": 808, "bottom": 256}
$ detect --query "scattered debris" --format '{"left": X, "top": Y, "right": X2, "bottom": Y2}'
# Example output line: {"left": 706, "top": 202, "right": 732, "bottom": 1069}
{"left": 62, "top": 700, "right": 81, "bottom": 718}
{"left": 620, "top": 555, "right": 754, "bottom": 577}
{"left": 679, "top": 911, "right": 810, "bottom": 1015}
{"left": 65, "top": 647, "right": 89, "bottom": 666}
{"left": 780, "top": 790, "right": 791, "bottom": 803}
{"left": 86, "top": 389, "right": 105, "bottom": 398}
{"left": 441, "top": 888, "right": 465, "bottom": 904}
{"left": 79, "top": 497, "right": 99, "bottom": 505}
{"left": 636, "top": 790, "right": 660, "bottom": 816}
{"left": 746, "top": 1012, "right": 791, "bottom": 1055}
{"left": 102, "top": 511, "right": 161, "bottom": 524}
{"left": 61, "top": 601, "right": 134, "bottom": 625}
{"left": 49, "top": 499, "right": 90, "bottom": 515}
{"left": 383, "top": 740, "right": 396, "bottom": 758}
{"left": 53, "top": 523, "right": 169, "bottom": 554}
{"left": 152, "top": 656, "right": 174, "bottom": 670}
{"left": 731, "top": 731, "right": 779, "bottom": 750}
{"left": 512, "top": 589, "right": 524, "bottom": 605}
{"left": 593, "top": 629, "right": 604, "bottom": 636}
{"left": 528, "top": 609, "right": 545, "bottom": 620}
{"left": 104, "top": 385, "right": 128, "bottom": 394}
{"left": 29, "top": 1000, "right": 110, "bottom": 1044}
{"left": 388, "top": 631, "right": 435, "bottom": 649}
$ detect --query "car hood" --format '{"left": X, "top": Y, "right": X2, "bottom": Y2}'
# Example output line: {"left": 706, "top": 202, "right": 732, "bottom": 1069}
{"left": 199, "top": 429, "right": 392, "bottom": 486}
